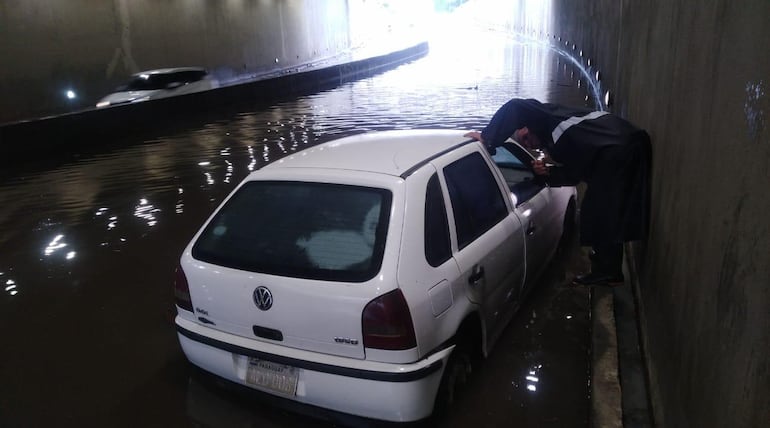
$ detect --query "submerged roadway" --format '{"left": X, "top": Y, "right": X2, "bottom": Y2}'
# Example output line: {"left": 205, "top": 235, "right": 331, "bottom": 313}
{"left": 0, "top": 27, "right": 603, "bottom": 427}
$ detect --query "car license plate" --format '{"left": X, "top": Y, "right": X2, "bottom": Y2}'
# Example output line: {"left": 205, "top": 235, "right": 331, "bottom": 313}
{"left": 245, "top": 358, "right": 298, "bottom": 396}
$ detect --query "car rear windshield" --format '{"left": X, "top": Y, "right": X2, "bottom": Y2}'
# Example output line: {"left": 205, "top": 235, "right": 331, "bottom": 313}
{"left": 192, "top": 181, "right": 392, "bottom": 282}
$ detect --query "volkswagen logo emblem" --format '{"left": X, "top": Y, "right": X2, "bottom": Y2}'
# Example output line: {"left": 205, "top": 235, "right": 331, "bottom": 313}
{"left": 253, "top": 286, "right": 273, "bottom": 311}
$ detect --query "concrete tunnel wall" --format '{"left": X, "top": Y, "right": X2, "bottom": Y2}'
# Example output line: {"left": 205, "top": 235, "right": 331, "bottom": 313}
{"left": 0, "top": 0, "right": 403, "bottom": 125}
{"left": 551, "top": 1, "right": 769, "bottom": 427}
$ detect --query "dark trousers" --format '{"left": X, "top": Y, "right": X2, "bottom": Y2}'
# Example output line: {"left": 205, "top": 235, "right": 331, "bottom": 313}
{"left": 580, "top": 132, "right": 652, "bottom": 247}
{"left": 591, "top": 243, "right": 624, "bottom": 275}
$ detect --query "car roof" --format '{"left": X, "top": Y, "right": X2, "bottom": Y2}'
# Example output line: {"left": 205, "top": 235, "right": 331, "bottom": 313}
{"left": 264, "top": 129, "right": 477, "bottom": 177}
{"left": 131, "top": 67, "right": 207, "bottom": 76}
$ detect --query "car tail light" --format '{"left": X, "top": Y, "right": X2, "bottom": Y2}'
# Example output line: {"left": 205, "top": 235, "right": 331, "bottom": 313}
{"left": 174, "top": 265, "right": 193, "bottom": 312}
{"left": 362, "top": 289, "right": 417, "bottom": 350}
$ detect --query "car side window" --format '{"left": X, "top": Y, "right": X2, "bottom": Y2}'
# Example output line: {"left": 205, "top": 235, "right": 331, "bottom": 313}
{"left": 491, "top": 144, "right": 544, "bottom": 205}
{"left": 177, "top": 70, "right": 206, "bottom": 83}
{"left": 425, "top": 173, "right": 451, "bottom": 267}
{"left": 491, "top": 145, "right": 533, "bottom": 186}
{"left": 511, "top": 180, "right": 544, "bottom": 205}
{"left": 444, "top": 152, "right": 508, "bottom": 249}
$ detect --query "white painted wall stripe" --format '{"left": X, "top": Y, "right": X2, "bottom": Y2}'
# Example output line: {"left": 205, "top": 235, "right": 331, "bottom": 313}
{"left": 551, "top": 111, "right": 610, "bottom": 143}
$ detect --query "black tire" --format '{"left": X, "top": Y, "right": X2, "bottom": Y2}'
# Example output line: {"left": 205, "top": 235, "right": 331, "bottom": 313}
{"left": 433, "top": 336, "right": 473, "bottom": 415}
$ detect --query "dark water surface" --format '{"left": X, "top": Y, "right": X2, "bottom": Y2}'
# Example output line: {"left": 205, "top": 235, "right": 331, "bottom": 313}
{"left": 0, "top": 23, "right": 595, "bottom": 427}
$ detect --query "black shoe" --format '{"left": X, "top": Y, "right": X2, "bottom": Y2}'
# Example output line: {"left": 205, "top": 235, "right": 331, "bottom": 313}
{"left": 572, "top": 272, "right": 624, "bottom": 286}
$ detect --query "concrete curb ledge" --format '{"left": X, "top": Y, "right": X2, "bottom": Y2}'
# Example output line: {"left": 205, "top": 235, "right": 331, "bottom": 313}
{"left": 616, "top": 243, "right": 654, "bottom": 427}
{"left": 0, "top": 41, "right": 429, "bottom": 166}
{"left": 591, "top": 286, "right": 623, "bottom": 428}
{"left": 591, "top": 243, "right": 654, "bottom": 428}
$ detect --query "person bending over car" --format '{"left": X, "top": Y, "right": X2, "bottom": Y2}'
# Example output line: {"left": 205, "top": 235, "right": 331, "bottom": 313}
{"left": 465, "top": 98, "right": 651, "bottom": 286}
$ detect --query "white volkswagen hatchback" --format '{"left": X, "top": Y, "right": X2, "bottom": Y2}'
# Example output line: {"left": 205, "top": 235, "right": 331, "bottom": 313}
{"left": 174, "top": 129, "right": 576, "bottom": 422}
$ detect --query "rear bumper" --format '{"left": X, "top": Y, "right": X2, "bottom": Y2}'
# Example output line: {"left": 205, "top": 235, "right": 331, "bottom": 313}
{"left": 175, "top": 316, "right": 451, "bottom": 422}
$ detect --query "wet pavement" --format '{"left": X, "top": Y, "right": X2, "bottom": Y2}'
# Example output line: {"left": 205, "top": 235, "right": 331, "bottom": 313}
{"left": 0, "top": 19, "right": 600, "bottom": 428}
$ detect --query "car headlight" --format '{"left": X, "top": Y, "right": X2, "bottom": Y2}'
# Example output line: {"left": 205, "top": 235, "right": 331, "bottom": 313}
{"left": 96, "top": 101, "right": 110, "bottom": 108}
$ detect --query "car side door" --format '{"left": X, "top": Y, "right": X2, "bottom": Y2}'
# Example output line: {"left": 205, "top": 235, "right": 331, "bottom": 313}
{"left": 396, "top": 166, "right": 465, "bottom": 356}
{"left": 495, "top": 142, "right": 554, "bottom": 289}
{"left": 434, "top": 144, "right": 526, "bottom": 349}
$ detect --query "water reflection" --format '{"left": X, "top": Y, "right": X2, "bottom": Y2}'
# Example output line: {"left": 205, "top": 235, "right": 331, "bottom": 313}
{"left": 526, "top": 365, "right": 543, "bottom": 392}
{"left": 134, "top": 198, "right": 160, "bottom": 227}
{"left": 175, "top": 188, "right": 185, "bottom": 214}
{"left": 44, "top": 234, "right": 69, "bottom": 256}
{"left": 5, "top": 277, "right": 18, "bottom": 296}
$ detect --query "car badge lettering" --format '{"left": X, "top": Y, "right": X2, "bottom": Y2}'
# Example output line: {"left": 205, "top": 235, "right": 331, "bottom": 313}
{"left": 334, "top": 337, "right": 359, "bottom": 345}
{"left": 253, "top": 286, "right": 273, "bottom": 311}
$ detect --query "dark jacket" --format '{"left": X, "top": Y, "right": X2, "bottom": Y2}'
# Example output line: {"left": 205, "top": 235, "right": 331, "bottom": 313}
{"left": 481, "top": 98, "right": 651, "bottom": 246}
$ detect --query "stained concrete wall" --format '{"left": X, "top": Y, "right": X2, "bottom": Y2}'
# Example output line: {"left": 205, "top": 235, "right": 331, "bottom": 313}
{"left": 552, "top": 1, "right": 770, "bottom": 427}
{"left": 0, "top": 0, "right": 355, "bottom": 124}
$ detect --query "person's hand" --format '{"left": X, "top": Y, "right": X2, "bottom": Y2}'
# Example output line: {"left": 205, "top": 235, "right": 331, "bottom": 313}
{"left": 464, "top": 131, "right": 483, "bottom": 142}
{"left": 531, "top": 159, "right": 550, "bottom": 175}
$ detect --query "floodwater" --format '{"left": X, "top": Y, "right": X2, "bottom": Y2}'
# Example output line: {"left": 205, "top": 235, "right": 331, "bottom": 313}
{"left": 0, "top": 21, "right": 596, "bottom": 428}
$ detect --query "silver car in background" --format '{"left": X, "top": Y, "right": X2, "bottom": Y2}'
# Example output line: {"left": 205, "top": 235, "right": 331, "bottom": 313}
{"left": 96, "top": 67, "right": 217, "bottom": 108}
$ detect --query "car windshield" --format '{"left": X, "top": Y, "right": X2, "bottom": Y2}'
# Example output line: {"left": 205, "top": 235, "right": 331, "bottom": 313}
{"left": 192, "top": 181, "right": 392, "bottom": 282}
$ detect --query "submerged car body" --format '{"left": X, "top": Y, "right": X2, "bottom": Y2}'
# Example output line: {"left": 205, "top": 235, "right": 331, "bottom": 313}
{"left": 173, "top": 129, "right": 576, "bottom": 422}
{"left": 96, "top": 67, "right": 217, "bottom": 108}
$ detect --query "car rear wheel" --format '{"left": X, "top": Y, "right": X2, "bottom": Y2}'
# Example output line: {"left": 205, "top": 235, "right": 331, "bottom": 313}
{"left": 433, "top": 332, "right": 476, "bottom": 415}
